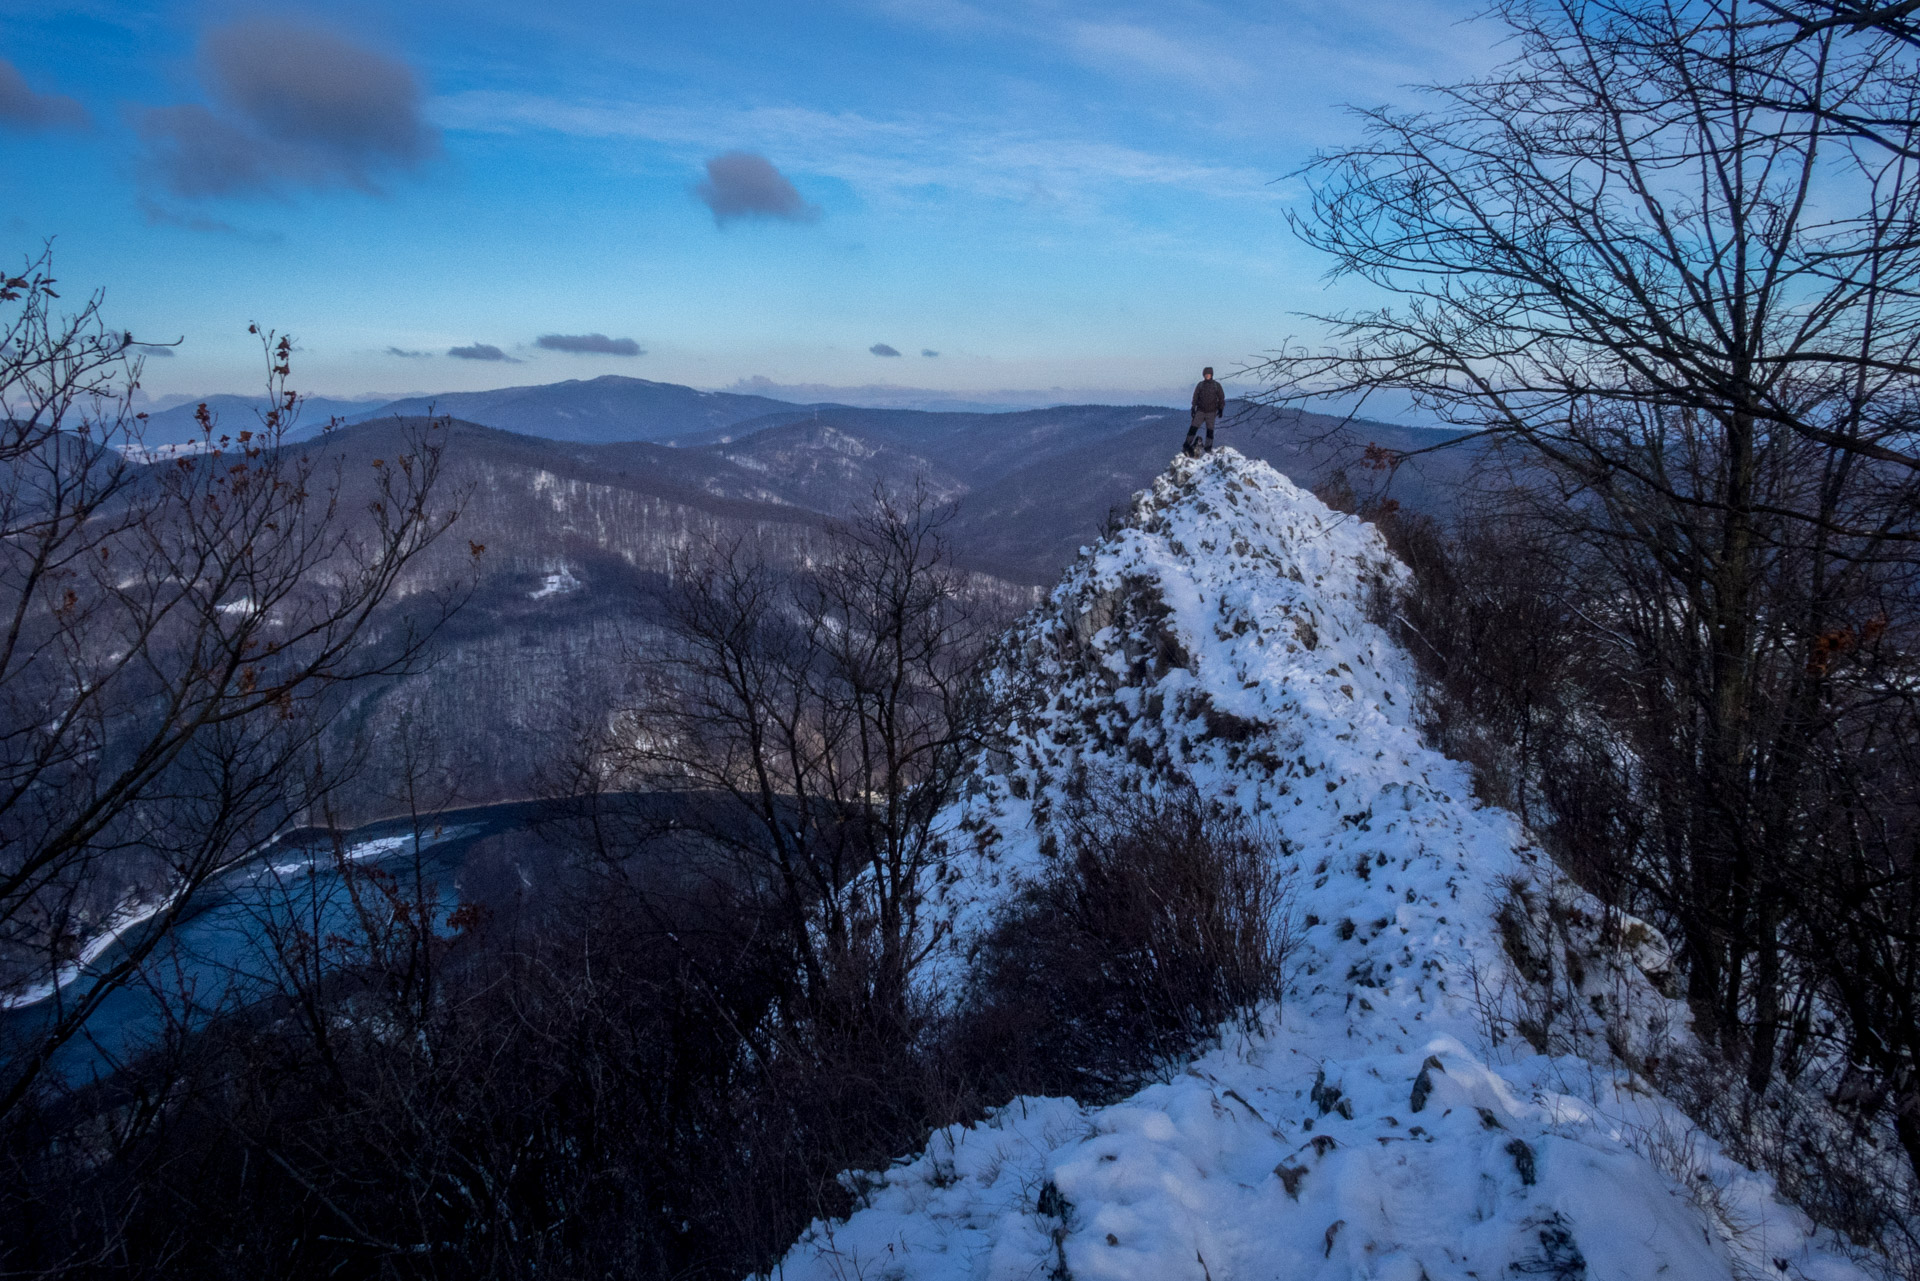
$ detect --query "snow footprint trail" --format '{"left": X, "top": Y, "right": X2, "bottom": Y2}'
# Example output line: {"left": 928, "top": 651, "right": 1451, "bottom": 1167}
{"left": 768, "top": 450, "right": 1873, "bottom": 1281}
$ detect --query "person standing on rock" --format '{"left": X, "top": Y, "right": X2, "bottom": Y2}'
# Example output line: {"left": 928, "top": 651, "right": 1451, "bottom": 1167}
{"left": 1184, "top": 367, "right": 1225, "bottom": 457}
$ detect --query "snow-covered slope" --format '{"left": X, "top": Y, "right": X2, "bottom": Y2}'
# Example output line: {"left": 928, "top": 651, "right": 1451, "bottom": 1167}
{"left": 766, "top": 450, "right": 1874, "bottom": 1281}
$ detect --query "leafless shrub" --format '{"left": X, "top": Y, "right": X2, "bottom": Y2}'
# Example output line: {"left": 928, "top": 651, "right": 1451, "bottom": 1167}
{"left": 1649, "top": 1047, "right": 1920, "bottom": 1280}
{"left": 956, "top": 784, "right": 1295, "bottom": 1101}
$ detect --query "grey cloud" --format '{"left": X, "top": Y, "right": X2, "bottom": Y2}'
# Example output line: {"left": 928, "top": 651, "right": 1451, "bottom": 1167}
{"left": 694, "top": 151, "right": 821, "bottom": 225}
{"left": 137, "top": 195, "right": 281, "bottom": 241}
{"left": 922, "top": 349, "right": 939, "bottom": 357}
{"left": 386, "top": 346, "right": 432, "bottom": 358}
{"left": 206, "top": 22, "right": 431, "bottom": 163}
{"left": 448, "top": 343, "right": 519, "bottom": 362}
{"left": 870, "top": 343, "right": 902, "bottom": 357}
{"left": 535, "top": 333, "right": 643, "bottom": 356}
{"left": 130, "top": 344, "right": 175, "bottom": 357}
{"left": 138, "top": 20, "right": 436, "bottom": 200}
{"left": 137, "top": 105, "right": 281, "bottom": 200}
{"left": 0, "top": 59, "right": 88, "bottom": 130}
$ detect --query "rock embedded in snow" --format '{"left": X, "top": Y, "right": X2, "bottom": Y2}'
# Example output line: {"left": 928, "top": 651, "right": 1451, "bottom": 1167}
{"left": 766, "top": 450, "right": 1876, "bottom": 1281}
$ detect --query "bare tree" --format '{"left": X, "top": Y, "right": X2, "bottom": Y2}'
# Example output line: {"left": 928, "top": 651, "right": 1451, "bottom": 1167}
{"left": 1264, "top": 0, "right": 1920, "bottom": 474}
{"left": 599, "top": 485, "right": 990, "bottom": 1036}
{"left": 0, "top": 249, "right": 461, "bottom": 1118}
{"left": 1756, "top": 0, "right": 1920, "bottom": 50}
{"left": 1258, "top": 0, "right": 1920, "bottom": 1187}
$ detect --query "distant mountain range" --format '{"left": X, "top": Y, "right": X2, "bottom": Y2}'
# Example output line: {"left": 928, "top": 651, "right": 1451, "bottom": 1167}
{"left": 141, "top": 372, "right": 1445, "bottom": 445}
{"left": 134, "top": 378, "right": 809, "bottom": 448}
{"left": 336, "top": 377, "right": 818, "bottom": 446}
{"left": 126, "top": 375, "right": 1477, "bottom": 810}
{"left": 135, "top": 375, "right": 1217, "bottom": 448}
{"left": 714, "top": 376, "right": 1191, "bottom": 413}
{"left": 142, "top": 375, "right": 1470, "bottom": 587}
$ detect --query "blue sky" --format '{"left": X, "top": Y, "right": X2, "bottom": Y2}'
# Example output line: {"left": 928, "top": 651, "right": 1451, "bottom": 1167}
{"left": 1, "top": 0, "right": 1488, "bottom": 403}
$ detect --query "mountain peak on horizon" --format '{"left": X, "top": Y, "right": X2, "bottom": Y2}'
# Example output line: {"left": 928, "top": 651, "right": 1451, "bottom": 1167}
{"left": 330, "top": 374, "right": 811, "bottom": 445}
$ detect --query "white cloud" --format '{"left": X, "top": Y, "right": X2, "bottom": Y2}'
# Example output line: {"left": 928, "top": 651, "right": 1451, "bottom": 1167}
{"left": 432, "top": 92, "right": 1280, "bottom": 214}
{"left": 1068, "top": 21, "right": 1246, "bottom": 87}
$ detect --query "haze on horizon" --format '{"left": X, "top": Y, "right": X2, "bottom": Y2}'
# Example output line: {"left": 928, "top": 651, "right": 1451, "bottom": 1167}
{"left": 0, "top": 0, "right": 1486, "bottom": 403}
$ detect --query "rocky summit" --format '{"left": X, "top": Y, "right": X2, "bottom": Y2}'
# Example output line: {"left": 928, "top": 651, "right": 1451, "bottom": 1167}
{"left": 767, "top": 449, "right": 1870, "bottom": 1281}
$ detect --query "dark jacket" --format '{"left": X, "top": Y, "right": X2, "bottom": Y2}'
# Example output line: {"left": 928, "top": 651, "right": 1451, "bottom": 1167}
{"left": 1191, "top": 378, "right": 1225, "bottom": 416}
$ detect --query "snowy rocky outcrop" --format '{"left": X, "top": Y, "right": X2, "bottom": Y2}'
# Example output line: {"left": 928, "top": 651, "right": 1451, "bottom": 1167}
{"left": 767, "top": 450, "right": 1875, "bottom": 1281}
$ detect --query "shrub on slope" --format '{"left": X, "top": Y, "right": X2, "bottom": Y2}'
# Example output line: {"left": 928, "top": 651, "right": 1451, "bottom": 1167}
{"left": 957, "top": 786, "right": 1292, "bottom": 1102}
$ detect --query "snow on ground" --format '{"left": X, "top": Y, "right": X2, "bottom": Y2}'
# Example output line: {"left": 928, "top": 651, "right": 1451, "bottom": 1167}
{"left": 766, "top": 450, "right": 1875, "bottom": 1281}
{"left": 244, "top": 823, "right": 483, "bottom": 887}
{"left": 529, "top": 566, "right": 582, "bottom": 599}
{"left": 0, "top": 895, "right": 168, "bottom": 1011}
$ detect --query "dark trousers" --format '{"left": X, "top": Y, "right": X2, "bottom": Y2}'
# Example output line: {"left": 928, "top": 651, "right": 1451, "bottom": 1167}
{"left": 1184, "top": 411, "right": 1219, "bottom": 456}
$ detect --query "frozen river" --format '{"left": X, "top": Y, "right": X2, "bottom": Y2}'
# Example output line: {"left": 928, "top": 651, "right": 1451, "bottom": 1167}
{"left": 0, "top": 800, "right": 557, "bottom": 1086}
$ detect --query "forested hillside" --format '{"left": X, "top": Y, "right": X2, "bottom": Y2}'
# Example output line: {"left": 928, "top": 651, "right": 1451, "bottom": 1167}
{"left": 261, "top": 399, "right": 1467, "bottom": 812}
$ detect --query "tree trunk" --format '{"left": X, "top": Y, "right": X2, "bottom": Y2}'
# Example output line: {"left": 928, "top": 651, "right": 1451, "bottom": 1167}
{"left": 1706, "top": 403, "right": 1761, "bottom": 1051}
{"left": 1895, "top": 1089, "right": 1920, "bottom": 1186}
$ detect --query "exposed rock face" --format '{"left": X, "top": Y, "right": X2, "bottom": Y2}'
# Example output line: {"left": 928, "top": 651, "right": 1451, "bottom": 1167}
{"left": 767, "top": 450, "right": 1875, "bottom": 1281}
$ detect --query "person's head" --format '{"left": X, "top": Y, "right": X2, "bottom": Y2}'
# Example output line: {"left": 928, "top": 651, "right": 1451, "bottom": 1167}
{"left": 1203, "top": 367, "right": 1214, "bottom": 378}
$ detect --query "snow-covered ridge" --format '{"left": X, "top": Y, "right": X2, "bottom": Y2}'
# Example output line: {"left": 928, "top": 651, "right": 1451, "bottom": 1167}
{"left": 768, "top": 450, "right": 1873, "bottom": 1281}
